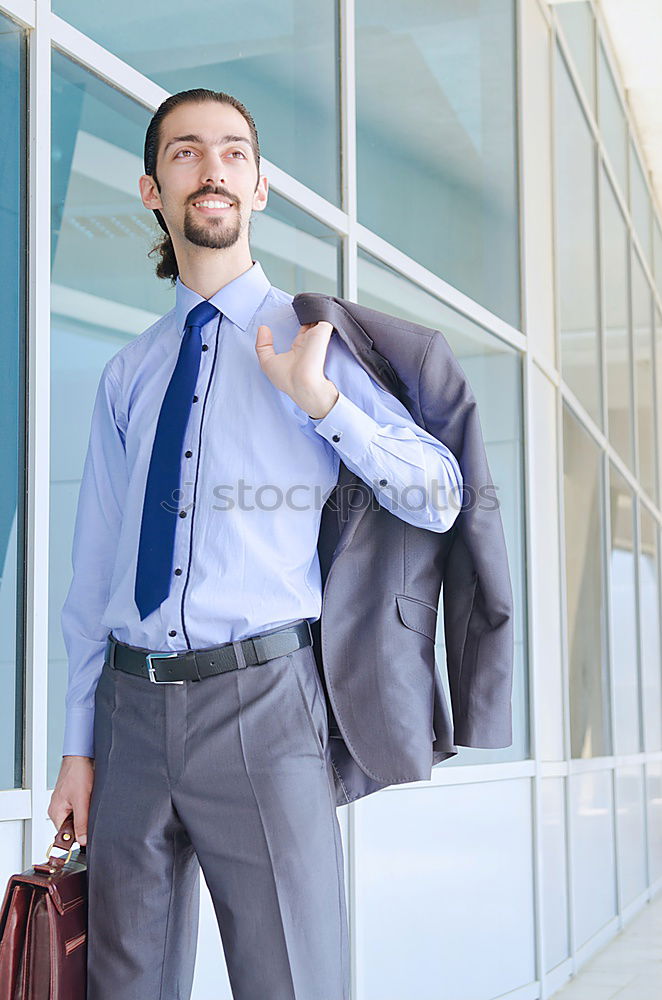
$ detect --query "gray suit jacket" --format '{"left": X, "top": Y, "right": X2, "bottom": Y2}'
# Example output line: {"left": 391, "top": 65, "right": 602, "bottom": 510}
{"left": 291, "top": 292, "right": 515, "bottom": 807}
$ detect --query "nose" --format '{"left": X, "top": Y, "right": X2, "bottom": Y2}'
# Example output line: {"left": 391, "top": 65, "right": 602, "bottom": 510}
{"left": 200, "top": 150, "right": 227, "bottom": 188}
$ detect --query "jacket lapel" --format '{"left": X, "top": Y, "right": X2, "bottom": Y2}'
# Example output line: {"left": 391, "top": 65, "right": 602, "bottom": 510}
{"left": 292, "top": 293, "right": 401, "bottom": 397}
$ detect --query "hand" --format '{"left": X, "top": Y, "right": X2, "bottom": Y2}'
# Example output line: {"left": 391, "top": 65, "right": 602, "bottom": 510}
{"left": 255, "top": 321, "right": 339, "bottom": 418}
{"left": 48, "top": 755, "right": 95, "bottom": 847}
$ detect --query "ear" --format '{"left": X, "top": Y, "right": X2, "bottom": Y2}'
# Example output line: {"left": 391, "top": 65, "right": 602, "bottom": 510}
{"left": 139, "top": 174, "right": 162, "bottom": 212}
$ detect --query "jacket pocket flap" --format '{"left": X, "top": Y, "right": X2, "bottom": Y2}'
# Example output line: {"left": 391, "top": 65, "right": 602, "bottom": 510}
{"left": 395, "top": 594, "right": 438, "bottom": 641}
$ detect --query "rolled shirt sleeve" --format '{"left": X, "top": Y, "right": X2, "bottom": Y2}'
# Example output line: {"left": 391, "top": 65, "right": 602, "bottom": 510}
{"left": 308, "top": 334, "right": 462, "bottom": 532}
{"left": 60, "top": 360, "right": 128, "bottom": 758}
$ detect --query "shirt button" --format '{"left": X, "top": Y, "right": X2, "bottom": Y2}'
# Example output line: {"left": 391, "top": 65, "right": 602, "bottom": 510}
{"left": 179, "top": 510, "right": 186, "bottom": 518}
{"left": 379, "top": 478, "right": 388, "bottom": 486}
{"left": 202, "top": 344, "right": 208, "bottom": 351}
{"left": 192, "top": 395, "right": 199, "bottom": 402}
{"left": 174, "top": 568, "right": 182, "bottom": 575}
{"left": 169, "top": 630, "right": 177, "bottom": 637}
{"left": 332, "top": 434, "right": 341, "bottom": 442}
{"left": 185, "top": 450, "right": 192, "bottom": 457}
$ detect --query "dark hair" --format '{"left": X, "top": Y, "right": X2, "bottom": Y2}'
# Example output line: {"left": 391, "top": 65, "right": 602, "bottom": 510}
{"left": 143, "top": 88, "right": 261, "bottom": 283}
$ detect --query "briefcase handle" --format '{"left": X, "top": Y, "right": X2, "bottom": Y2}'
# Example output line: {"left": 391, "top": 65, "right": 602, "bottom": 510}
{"left": 32, "top": 811, "right": 78, "bottom": 875}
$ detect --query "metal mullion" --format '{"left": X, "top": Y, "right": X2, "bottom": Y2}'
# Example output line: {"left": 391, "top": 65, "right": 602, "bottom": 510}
{"left": 632, "top": 499, "right": 650, "bottom": 890}
{"left": 516, "top": 0, "right": 545, "bottom": 995}
{"left": 0, "top": 0, "right": 34, "bottom": 27}
{"left": 549, "top": 16, "right": 577, "bottom": 979}
{"left": 23, "top": 0, "right": 52, "bottom": 870}
{"left": 553, "top": 6, "right": 662, "bottom": 324}
{"left": 337, "top": 1, "right": 357, "bottom": 998}
{"left": 591, "top": 0, "right": 662, "bottom": 224}
{"left": 355, "top": 225, "right": 525, "bottom": 352}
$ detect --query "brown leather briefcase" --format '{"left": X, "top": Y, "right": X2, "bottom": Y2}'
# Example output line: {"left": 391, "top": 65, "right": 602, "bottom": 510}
{"left": 0, "top": 812, "right": 87, "bottom": 998}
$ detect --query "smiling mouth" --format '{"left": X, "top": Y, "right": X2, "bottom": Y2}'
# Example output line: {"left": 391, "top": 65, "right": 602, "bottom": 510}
{"left": 191, "top": 200, "right": 234, "bottom": 215}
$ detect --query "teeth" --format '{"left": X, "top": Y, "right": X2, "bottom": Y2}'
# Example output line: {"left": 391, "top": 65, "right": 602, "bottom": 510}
{"left": 194, "top": 200, "right": 232, "bottom": 208}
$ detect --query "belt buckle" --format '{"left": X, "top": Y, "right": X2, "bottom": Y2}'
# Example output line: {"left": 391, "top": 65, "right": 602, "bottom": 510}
{"left": 146, "top": 650, "right": 184, "bottom": 684}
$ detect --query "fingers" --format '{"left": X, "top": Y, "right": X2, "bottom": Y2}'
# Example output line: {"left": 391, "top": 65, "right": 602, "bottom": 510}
{"left": 48, "top": 788, "right": 90, "bottom": 847}
{"left": 47, "top": 802, "right": 66, "bottom": 830}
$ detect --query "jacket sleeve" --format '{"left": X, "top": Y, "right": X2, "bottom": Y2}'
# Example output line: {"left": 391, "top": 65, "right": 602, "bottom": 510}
{"left": 307, "top": 331, "right": 462, "bottom": 532}
{"left": 60, "top": 360, "right": 128, "bottom": 758}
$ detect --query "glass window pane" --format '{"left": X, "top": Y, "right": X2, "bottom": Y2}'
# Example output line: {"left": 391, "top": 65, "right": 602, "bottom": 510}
{"left": 598, "top": 42, "right": 627, "bottom": 196}
{"left": 654, "top": 218, "right": 662, "bottom": 304}
{"left": 607, "top": 464, "right": 640, "bottom": 755}
{"left": 357, "top": 248, "right": 528, "bottom": 765}
{"left": 639, "top": 507, "right": 661, "bottom": 752}
{"left": 49, "top": 54, "right": 155, "bottom": 789}
{"left": 629, "top": 142, "right": 652, "bottom": 265}
{"left": 0, "top": 15, "right": 26, "bottom": 791}
{"left": 631, "top": 249, "right": 656, "bottom": 500}
{"left": 562, "top": 404, "right": 610, "bottom": 758}
{"left": 355, "top": 0, "right": 520, "bottom": 329}
{"left": 555, "top": 47, "right": 601, "bottom": 426}
{"left": 555, "top": 0, "right": 595, "bottom": 113}
{"left": 601, "top": 168, "right": 632, "bottom": 468}
{"left": 658, "top": 309, "right": 662, "bottom": 502}
{"left": 252, "top": 189, "right": 342, "bottom": 295}
{"left": 52, "top": 0, "right": 341, "bottom": 206}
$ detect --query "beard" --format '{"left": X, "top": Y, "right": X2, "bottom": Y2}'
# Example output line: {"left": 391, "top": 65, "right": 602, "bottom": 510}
{"left": 183, "top": 204, "right": 242, "bottom": 249}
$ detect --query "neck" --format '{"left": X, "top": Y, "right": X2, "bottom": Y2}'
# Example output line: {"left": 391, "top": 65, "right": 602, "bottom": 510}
{"left": 175, "top": 245, "right": 255, "bottom": 300}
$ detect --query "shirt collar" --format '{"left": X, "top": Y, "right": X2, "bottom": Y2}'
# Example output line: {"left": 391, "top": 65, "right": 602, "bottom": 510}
{"left": 174, "top": 259, "right": 272, "bottom": 335}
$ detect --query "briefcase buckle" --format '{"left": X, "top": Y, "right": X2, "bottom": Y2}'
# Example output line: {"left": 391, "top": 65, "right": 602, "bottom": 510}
{"left": 146, "top": 650, "right": 184, "bottom": 684}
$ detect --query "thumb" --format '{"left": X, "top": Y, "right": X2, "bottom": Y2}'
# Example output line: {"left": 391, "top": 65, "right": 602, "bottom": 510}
{"left": 255, "top": 324, "right": 276, "bottom": 366}
{"left": 72, "top": 800, "right": 89, "bottom": 846}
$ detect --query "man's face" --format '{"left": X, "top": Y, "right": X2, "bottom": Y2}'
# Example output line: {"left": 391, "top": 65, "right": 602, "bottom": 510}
{"left": 141, "top": 101, "right": 267, "bottom": 251}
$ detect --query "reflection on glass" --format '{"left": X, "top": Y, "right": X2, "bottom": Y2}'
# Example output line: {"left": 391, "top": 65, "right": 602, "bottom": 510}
{"left": 52, "top": 0, "right": 341, "bottom": 206}
{"left": 555, "top": 0, "right": 595, "bottom": 113}
{"left": 601, "top": 168, "right": 632, "bottom": 467}
{"left": 355, "top": 0, "right": 520, "bottom": 329}
{"left": 357, "top": 249, "right": 528, "bottom": 765}
{"left": 639, "top": 507, "right": 661, "bottom": 751}
{"left": 607, "top": 464, "right": 640, "bottom": 755}
{"left": 562, "top": 404, "right": 610, "bottom": 758}
{"left": 0, "top": 15, "right": 26, "bottom": 791}
{"left": 629, "top": 143, "right": 652, "bottom": 265}
{"left": 631, "top": 250, "right": 656, "bottom": 500}
{"left": 598, "top": 42, "right": 627, "bottom": 196}
{"left": 49, "top": 53, "right": 342, "bottom": 790}
{"left": 555, "top": 48, "right": 601, "bottom": 426}
{"left": 250, "top": 190, "right": 342, "bottom": 297}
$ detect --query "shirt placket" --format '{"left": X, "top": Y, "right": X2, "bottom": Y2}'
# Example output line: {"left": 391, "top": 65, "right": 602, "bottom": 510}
{"left": 163, "top": 313, "right": 220, "bottom": 647}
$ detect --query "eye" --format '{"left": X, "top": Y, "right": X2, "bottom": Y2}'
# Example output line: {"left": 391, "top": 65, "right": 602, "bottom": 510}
{"left": 229, "top": 150, "right": 246, "bottom": 159}
{"left": 175, "top": 149, "right": 194, "bottom": 158}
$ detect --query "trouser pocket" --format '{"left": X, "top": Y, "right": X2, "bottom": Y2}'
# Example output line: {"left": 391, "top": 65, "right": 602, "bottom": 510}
{"left": 289, "top": 644, "right": 329, "bottom": 761}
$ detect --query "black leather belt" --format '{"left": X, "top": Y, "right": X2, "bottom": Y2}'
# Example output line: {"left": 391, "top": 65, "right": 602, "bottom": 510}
{"left": 104, "top": 619, "right": 313, "bottom": 684}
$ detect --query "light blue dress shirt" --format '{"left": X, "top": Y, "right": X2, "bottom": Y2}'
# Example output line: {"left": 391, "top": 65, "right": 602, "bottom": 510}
{"left": 61, "top": 259, "right": 463, "bottom": 758}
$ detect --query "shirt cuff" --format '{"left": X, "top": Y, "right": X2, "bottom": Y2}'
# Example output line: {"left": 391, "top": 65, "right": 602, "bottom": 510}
{"left": 62, "top": 706, "right": 96, "bottom": 759}
{"left": 309, "top": 389, "right": 378, "bottom": 465}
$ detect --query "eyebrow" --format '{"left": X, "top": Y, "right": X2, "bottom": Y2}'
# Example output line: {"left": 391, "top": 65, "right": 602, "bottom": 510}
{"left": 163, "top": 133, "right": 253, "bottom": 156}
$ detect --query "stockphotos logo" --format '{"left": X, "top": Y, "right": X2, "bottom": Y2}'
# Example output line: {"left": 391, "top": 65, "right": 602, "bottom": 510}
{"left": 158, "top": 478, "right": 501, "bottom": 521}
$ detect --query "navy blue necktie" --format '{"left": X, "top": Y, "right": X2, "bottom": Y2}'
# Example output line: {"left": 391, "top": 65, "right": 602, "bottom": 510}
{"left": 134, "top": 299, "right": 220, "bottom": 620}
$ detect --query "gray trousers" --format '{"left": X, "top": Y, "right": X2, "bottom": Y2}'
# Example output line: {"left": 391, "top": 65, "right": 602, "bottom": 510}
{"left": 86, "top": 633, "right": 350, "bottom": 1000}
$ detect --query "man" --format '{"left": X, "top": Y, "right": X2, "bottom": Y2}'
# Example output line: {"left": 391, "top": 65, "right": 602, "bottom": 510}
{"left": 48, "top": 88, "right": 462, "bottom": 1000}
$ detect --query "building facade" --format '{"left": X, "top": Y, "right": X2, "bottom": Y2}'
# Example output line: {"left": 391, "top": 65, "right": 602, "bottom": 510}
{"left": 0, "top": 0, "right": 660, "bottom": 997}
